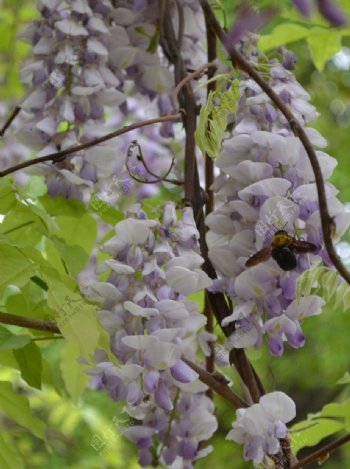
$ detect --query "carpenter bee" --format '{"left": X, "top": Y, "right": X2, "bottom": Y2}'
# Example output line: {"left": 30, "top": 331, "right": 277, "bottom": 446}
{"left": 245, "top": 230, "right": 317, "bottom": 271}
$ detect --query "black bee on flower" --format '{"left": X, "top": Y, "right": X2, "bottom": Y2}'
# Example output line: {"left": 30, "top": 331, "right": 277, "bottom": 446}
{"left": 245, "top": 229, "right": 317, "bottom": 271}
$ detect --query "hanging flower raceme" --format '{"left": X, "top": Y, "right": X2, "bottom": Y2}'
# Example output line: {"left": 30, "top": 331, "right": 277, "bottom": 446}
{"left": 226, "top": 391, "right": 296, "bottom": 465}
{"left": 206, "top": 40, "right": 350, "bottom": 357}
{"left": 16, "top": 0, "right": 206, "bottom": 201}
{"left": 84, "top": 203, "right": 217, "bottom": 468}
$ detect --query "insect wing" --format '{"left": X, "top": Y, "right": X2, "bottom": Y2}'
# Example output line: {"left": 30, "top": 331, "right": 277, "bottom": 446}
{"left": 246, "top": 245, "right": 272, "bottom": 267}
{"left": 290, "top": 239, "right": 317, "bottom": 253}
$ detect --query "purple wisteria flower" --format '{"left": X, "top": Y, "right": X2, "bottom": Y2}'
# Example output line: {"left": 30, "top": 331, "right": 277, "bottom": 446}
{"left": 16, "top": 0, "right": 206, "bottom": 202}
{"left": 226, "top": 391, "right": 296, "bottom": 465}
{"left": 206, "top": 41, "right": 350, "bottom": 356}
{"left": 0, "top": 103, "right": 31, "bottom": 185}
{"left": 85, "top": 202, "right": 217, "bottom": 468}
{"left": 292, "top": 0, "right": 347, "bottom": 26}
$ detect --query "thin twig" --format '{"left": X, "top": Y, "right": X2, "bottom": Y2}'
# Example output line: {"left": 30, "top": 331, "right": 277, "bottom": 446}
{"left": 170, "top": 60, "right": 218, "bottom": 109}
{"left": 125, "top": 139, "right": 182, "bottom": 185}
{"left": 0, "top": 113, "right": 182, "bottom": 177}
{"left": 0, "top": 106, "right": 21, "bottom": 137}
{"left": 290, "top": 433, "right": 350, "bottom": 469}
{"left": 183, "top": 358, "right": 247, "bottom": 408}
{"left": 32, "top": 336, "right": 64, "bottom": 341}
{"left": 199, "top": 0, "right": 350, "bottom": 286}
{"left": 0, "top": 311, "right": 60, "bottom": 334}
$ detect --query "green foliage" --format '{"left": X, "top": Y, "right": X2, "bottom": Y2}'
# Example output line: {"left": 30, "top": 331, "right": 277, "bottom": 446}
{"left": 259, "top": 24, "right": 310, "bottom": 51}
{"left": 0, "top": 326, "right": 31, "bottom": 351}
{"left": 297, "top": 266, "right": 350, "bottom": 311}
{"left": 13, "top": 341, "right": 42, "bottom": 389}
{"left": 195, "top": 77, "right": 239, "bottom": 157}
{"left": 307, "top": 28, "right": 342, "bottom": 71}
{"left": 260, "top": 23, "right": 344, "bottom": 71}
{"left": 291, "top": 418, "right": 344, "bottom": 452}
{"left": 88, "top": 193, "right": 124, "bottom": 225}
{"left": 291, "top": 399, "right": 350, "bottom": 453}
{"left": 0, "top": 0, "right": 37, "bottom": 98}
{"left": 60, "top": 341, "right": 90, "bottom": 402}
{"left": 0, "top": 176, "right": 117, "bottom": 454}
{"left": 0, "top": 431, "right": 25, "bottom": 469}
{"left": 338, "top": 372, "right": 350, "bottom": 385}
{"left": 0, "top": 380, "right": 45, "bottom": 440}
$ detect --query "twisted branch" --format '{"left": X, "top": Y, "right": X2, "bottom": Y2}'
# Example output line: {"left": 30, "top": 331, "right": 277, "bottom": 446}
{"left": 125, "top": 139, "right": 182, "bottom": 185}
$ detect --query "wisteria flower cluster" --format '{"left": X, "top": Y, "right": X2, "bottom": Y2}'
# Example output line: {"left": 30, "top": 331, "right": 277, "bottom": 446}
{"left": 84, "top": 203, "right": 217, "bottom": 468}
{"left": 16, "top": 0, "right": 206, "bottom": 202}
{"left": 206, "top": 43, "right": 350, "bottom": 356}
{"left": 226, "top": 391, "right": 296, "bottom": 465}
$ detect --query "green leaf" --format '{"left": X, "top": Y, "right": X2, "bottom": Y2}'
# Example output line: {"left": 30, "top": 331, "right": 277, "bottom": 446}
{"left": 38, "top": 194, "right": 86, "bottom": 218}
{"left": 60, "top": 341, "right": 89, "bottom": 402}
{"left": 5, "top": 291, "right": 29, "bottom": 315}
{"left": 188, "top": 291, "right": 205, "bottom": 311}
{"left": 322, "top": 269, "right": 338, "bottom": 300}
{"left": 291, "top": 418, "right": 344, "bottom": 452}
{"left": 43, "top": 275, "right": 100, "bottom": 362}
{"left": 0, "top": 432, "right": 24, "bottom": 469}
{"left": 55, "top": 213, "right": 97, "bottom": 256}
{"left": 0, "top": 241, "right": 37, "bottom": 294}
{"left": 29, "top": 276, "right": 48, "bottom": 292}
{"left": 13, "top": 342, "right": 42, "bottom": 390}
{"left": 0, "top": 178, "right": 16, "bottom": 214}
{"left": 147, "top": 26, "right": 160, "bottom": 53}
{"left": 0, "top": 349, "right": 18, "bottom": 368}
{"left": 88, "top": 194, "right": 124, "bottom": 225}
{"left": 336, "top": 282, "right": 350, "bottom": 311}
{"left": 194, "top": 73, "right": 231, "bottom": 92}
{"left": 195, "top": 80, "right": 239, "bottom": 158}
{"left": 307, "top": 27, "right": 342, "bottom": 71}
{"left": 337, "top": 372, "right": 350, "bottom": 385}
{"left": 0, "top": 326, "right": 31, "bottom": 352}
{"left": 297, "top": 266, "right": 350, "bottom": 311}
{"left": 321, "top": 400, "right": 350, "bottom": 426}
{"left": 25, "top": 175, "right": 47, "bottom": 198}
{"left": 0, "top": 381, "right": 45, "bottom": 440}
{"left": 22, "top": 245, "right": 76, "bottom": 291}
{"left": 53, "top": 236, "right": 90, "bottom": 276}
{"left": 259, "top": 23, "right": 310, "bottom": 51}
{"left": 41, "top": 357, "right": 61, "bottom": 394}
{"left": 43, "top": 238, "right": 69, "bottom": 275}
{"left": 0, "top": 199, "right": 54, "bottom": 245}
{"left": 296, "top": 266, "right": 324, "bottom": 299}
